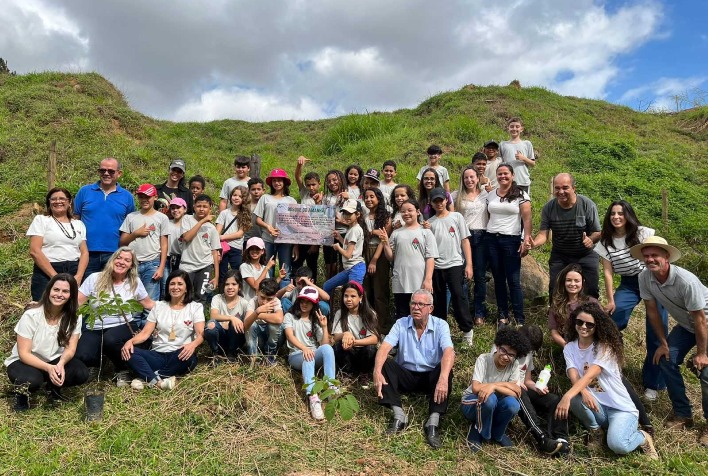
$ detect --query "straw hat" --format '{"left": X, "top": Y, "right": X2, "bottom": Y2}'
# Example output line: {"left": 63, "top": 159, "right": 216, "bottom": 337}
{"left": 629, "top": 236, "right": 681, "bottom": 263}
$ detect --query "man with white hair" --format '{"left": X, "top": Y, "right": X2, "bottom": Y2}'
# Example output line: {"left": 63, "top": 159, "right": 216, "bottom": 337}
{"left": 631, "top": 236, "right": 708, "bottom": 445}
{"left": 373, "top": 289, "right": 455, "bottom": 448}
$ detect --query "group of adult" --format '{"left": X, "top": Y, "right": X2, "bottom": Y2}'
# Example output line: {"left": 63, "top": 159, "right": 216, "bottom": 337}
{"left": 5, "top": 150, "right": 708, "bottom": 455}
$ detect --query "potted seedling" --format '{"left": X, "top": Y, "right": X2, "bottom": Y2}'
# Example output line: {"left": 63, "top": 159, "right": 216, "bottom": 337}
{"left": 305, "top": 376, "right": 359, "bottom": 475}
{"left": 78, "top": 292, "right": 143, "bottom": 421}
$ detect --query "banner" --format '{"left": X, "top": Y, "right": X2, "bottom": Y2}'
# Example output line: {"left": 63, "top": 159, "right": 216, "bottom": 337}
{"left": 274, "top": 203, "right": 335, "bottom": 246}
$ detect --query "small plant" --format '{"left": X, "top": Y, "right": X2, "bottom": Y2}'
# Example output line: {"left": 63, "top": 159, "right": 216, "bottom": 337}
{"left": 304, "top": 375, "right": 359, "bottom": 475}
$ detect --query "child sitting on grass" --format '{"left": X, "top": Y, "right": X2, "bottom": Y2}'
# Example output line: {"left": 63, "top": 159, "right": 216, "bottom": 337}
{"left": 243, "top": 278, "right": 284, "bottom": 365}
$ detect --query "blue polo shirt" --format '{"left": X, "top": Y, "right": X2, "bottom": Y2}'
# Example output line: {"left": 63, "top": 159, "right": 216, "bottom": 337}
{"left": 74, "top": 182, "right": 135, "bottom": 253}
{"left": 384, "top": 315, "right": 453, "bottom": 372}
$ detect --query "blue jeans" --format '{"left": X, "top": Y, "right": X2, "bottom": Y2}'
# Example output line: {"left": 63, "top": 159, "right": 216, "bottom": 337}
{"left": 246, "top": 321, "right": 283, "bottom": 357}
{"left": 469, "top": 231, "right": 488, "bottom": 318}
{"left": 204, "top": 319, "right": 246, "bottom": 355}
{"left": 461, "top": 392, "right": 520, "bottom": 441}
{"left": 219, "top": 248, "right": 242, "bottom": 287}
{"left": 288, "top": 345, "right": 336, "bottom": 394}
{"left": 282, "top": 298, "right": 330, "bottom": 316}
{"left": 569, "top": 394, "right": 644, "bottom": 455}
{"left": 264, "top": 241, "right": 292, "bottom": 278}
{"left": 659, "top": 324, "right": 708, "bottom": 420}
{"left": 611, "top": 275, "right": 668, "bottom": 390}
{"left": 125, "top": 347, "right": 197, "bottom": 383}
{"left": 484, "top": 233, "right": 524, "bottom": 323}
{"left": 137, "top": 259, "right": 162, "bottom": 327}
{"left": 31, "top": 261, "right": 79, "bottom": 301}
{"left": 323, "top": 262, "right": 366, "bottom": 296}
{"left": 85, "top": 251, "right": 114, "bottom": 280}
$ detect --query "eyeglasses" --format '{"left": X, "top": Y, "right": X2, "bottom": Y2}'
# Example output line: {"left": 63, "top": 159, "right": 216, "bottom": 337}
{"left": 49, "top": 198, "right": 68, "bottom": 203}
{"left": 497, "top": 346, "right": 517, "bottom": 360}
{"left": 410, "top": 301, "right": 432, "bottom": 309}
{"left": 98, "top": 168, "right": 117, "bottom": 176}
{"left": 575, "top": 318, "right": 596, "bottom": 330}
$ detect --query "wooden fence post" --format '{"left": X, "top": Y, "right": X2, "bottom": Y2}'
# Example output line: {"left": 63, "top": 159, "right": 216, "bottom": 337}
{"left": 661, "top": 189, "right": 668, "bottom": 234}
{"left": 48, "top": 140, "right": 57, "bottom": 190}
{"left": 250, "top": 154, "right": 262, "bottom": 179}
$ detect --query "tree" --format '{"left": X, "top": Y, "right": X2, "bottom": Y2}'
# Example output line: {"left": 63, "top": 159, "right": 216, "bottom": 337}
{"left": 0, "top": 58, "right": 16, "bottom": 75}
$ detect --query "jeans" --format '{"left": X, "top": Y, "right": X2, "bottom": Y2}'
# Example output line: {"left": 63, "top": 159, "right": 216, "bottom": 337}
{"left": 323, "top": 262, "right": 366, "bottom": 296}
{"left": 264, "top": 241, "right": 292, "bottom": 279}
{"left": 246, "top": 321, "right": 283, "bottom": 357}
{"left": 161, "top": 256, "right": 181, "bottom": 299}
{"left": 549, "top": 251, "right": 600, "bottom": 299}
{"left": 658, "top": 324, "right": 708, "bottom": 420}
{"left": 219, "top": 248, "right": 242, "bottom": 288}
{"left": 469, "top": 231, "right": 488, "bottom": 318}
{"left": 282, "top": 298, "right": 330, "bottom": 317}
{"left": 7, "top": 357, "right": 88, "bottom": 393}
{"left": 288, "top": 344, "right": 336, "bottom": 394}
{"left": 125, "top": 348, "right": 197, "bottom": 383}
{"left": 611, "top": 275, "right": 668, "bottom": 390}
{"left": 461, "top": 392, "right": 520, "bottom": 441}
{"left": 137, "top": 259, "right": 162, "bottom": 327}
{"left": 85, "top": 251, "right": 114, "bottom": 281}
{"left": 569, "top": 394, "right": 644, "bottom": 455}
{"left": 31, "top": 261, "right": 79, "bottom": 301}
{"left": 432, "top": 265, "right": 473, "bottom": 332}
{"left": 204, "top": 319, "right": 246, "bottom": 355}
{"left": 485, "top": 233, "right": 524, "bottom": 323}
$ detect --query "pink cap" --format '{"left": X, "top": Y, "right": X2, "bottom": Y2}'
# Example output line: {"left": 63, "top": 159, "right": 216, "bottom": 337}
{"left": 245, "top": 237, "right": 265, "bottom": 250}
{"left": 169, "top": 197, "right": 188, "bottom": 208}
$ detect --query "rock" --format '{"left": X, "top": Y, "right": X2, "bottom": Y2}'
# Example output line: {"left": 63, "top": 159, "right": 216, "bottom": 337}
{"left": 487, "top": 255, "right": 549, "bottom": 305}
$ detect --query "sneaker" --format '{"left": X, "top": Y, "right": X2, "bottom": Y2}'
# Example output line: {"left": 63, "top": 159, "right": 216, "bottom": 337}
{"left": 309, "top": 395, "right": 325, "bottom": 421}
{"left": 462, "top": 329, "right": 474, "bottom": 346}
{"left": 264, "top": 355, "right": 278, "bottom": 366}
{"left": 539, "top": 435, "right": 563, "bottom": 455}
{"left": 555, "top": 438, "right": 570, "bottom": 457}
{"left": 13, "top": 393, "right": 30, "bottom": 412}
{"left": 130, "top": 379, "right": 145, "bottom": 390}
{"left": 639, "top": 430, "right": 659, "bottom": 460}
{"left": 466, "top": 425, "right": 483, "bottom": 453}
{"left": 496, "top": 434, "right": 514, "bottom": 448}
{"left": 158, "top": 376, "right": 176, "bottom": 391}
{"left": 699, "top": 427, "right": 708, "bottom": 447}
{"left": 643, "top": 388, "right": 659, "bottom": 402}
{"left": 665, "top": 415, "right": 693, "bottom": 430}
{"left": 115, "top": 370, "right": 131, "bottom": 387}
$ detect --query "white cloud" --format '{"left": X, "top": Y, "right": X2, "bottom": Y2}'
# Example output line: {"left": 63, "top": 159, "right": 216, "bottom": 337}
{"left": 173, "top": 87, "right": 326, "bottom": 122}
{"left": 620, "top": 76, "right": 707, "bottom": 111}
{"left": 0, "top": 0, "right": 672, "bottom": 120}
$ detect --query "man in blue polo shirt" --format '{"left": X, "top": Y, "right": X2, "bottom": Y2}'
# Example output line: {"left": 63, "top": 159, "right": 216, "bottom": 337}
{"left": 74, "top": 157, "right": 135, "bottom": 278}
{"left": 373, "top": 289, "right": 455, "bottom": 448}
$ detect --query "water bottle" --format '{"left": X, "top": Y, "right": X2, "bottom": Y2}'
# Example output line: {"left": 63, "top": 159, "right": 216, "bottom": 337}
{"left": 535, "top": 365, "right": 552, "bottom": 391}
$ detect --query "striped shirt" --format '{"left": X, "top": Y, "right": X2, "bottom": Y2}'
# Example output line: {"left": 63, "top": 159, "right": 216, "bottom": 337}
{"left": 540, "top": 194, "right": 600, "bottom": 257}
{"left": 595, "top": 227, "right": 654, "bottom": 276}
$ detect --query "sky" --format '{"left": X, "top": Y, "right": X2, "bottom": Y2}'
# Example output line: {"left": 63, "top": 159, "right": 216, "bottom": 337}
{"left": 1, "top": 0, "right": 706, "bottom": 122}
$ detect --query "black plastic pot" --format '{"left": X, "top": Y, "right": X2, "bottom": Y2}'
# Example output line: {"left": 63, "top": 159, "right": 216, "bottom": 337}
{"left": 84, "top": 389, "right": 105, "bottom": 421}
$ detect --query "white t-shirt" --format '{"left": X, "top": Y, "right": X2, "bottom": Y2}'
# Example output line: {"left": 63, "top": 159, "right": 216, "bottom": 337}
{"left": 342, "top": 224, "right": 365, "bottom": 269}
{"left": 485, "top": 157, "right": 502, "bottom": 188}
{"left": 216, "top": 209, "right": 244, "bottom": 250}
{"left": 26, "top": 215, "right": 86, "bottom": 262}
{"left": 595, "top": 227, "right": 654, "bottom": 277}
{"left": 4, "top": 306, "right": 82, "bottom": 366}
{"left": 210, "top": 294, "right": 249, "bottom": 330}
{"left": 283, "top": 312, "right": 323, "bottom": 354}
{"left": 239, "top": 262, "right": 265, "bottom": 301}
{"left": 331, "top": 310, "right": 375, "bottom": 339}
{"left": 486, "top": 189, "right": 530, "bottom": 236}
{"left": 451, "top": 190, "right": 489, "bottom": 231}
{"left": 389, "top": 226, "right": 439, "bottom": 294}
{"left": 148, "top": 301, "right": 205, "bottom": 353}
{"left": 428, "top": 212, "right": 470, "bottom": 269}
{"left": 379, "top": 182, "right": 397, "bottom": 209}
{"left": 220, "top": 177, "right": 250, "bottom": 201}
{"left": 79, "top": 272, "right": 148, "bottom": 329}
{"left": 489, "top": 344, "right": 535, "bottom": 386}
{"left": 462, "top": 351, "right": 520, "bottom": 398}
{"left": 564, "top": 340, "right": 637, "bottom": 416}
{"left": 166, "top": 219, "right": 183, "bottom": 256}
{"left": 119, "top": 211, "right": 169, "bottom": 262}
{"left": 253, "top": 194, "right": 298, "bottom": 243}
{"left": 178, "top": 215, "right": 221, "bottom": 272}
{"left": 416, "top": 165, "right": 450, "bottom": 186}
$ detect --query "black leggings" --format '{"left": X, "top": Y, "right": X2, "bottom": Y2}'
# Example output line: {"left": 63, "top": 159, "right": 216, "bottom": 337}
{"left": 7, "top": 357, "right": 88, "bottom": 393}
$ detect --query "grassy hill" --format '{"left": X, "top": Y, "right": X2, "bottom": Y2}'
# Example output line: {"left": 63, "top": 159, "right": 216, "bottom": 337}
{"left": 0, "top": 72, "right": 707, "bottom": 475}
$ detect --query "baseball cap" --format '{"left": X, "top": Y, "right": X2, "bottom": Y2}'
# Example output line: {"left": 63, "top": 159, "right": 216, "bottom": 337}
{"left": 170, "top": 159, "right": 186, "bottom": 173}
{"left": 169, "top": 197, "right": 188, "bottom": 208}
{"left": 483, "top": 140, "right": 499, "bottom": 148}
{"left": 341, "top": 199, "right": 359, "bottom": 213}
{"left": 430, "top": 187, "right": 446, "bottom": 202}
{"left": 136, "top": 184, "right": 157, "bottom": 197}
{"left": 297, "top": 285, "right": 320, "bottom": 304}
{"left": 363, "top": 168, "right": 381, "bottom": 183}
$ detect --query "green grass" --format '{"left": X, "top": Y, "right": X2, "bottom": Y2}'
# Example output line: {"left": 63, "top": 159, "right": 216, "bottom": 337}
{"left": 0, "top": 72, "right": 707, "bottom": 474}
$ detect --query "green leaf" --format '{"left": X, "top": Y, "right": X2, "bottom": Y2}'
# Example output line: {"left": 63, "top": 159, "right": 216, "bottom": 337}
{"left": 323, "top": 401, "right": 336, "bottom": 421}
{"left": 345, "top": 394, "right": 359, "bottom": 412}
{"left": 320, "top": 389, "right": 335, "bottom": 401}
{"left": 339, "top": 402, "right": 353, "bottom": 421}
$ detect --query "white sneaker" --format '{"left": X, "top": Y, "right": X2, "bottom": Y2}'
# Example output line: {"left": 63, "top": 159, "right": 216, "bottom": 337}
{"left": 130, "top": 379, "right": 144, "bottom": 390}
{"left": 644, "top": 388, "right": 659, "bottom": 402}
{"left": 462, "top": 330, "right": 474, "bottom": 346}
{"left": 309, "top": 395, "right": 325, "bottom": 421}
{"left": 115, "top": 370, "right": 131, "bottom": 387}
{"left": 158, "top": 376, "right": 176, "bottom": 391}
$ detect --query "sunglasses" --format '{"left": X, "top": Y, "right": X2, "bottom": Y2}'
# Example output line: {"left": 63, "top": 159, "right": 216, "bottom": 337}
{"left": 98, "top": 168, "right": 117, "bottom": 176}
{"left": 575, "top": 318, "right": 596, "bottom": 330}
